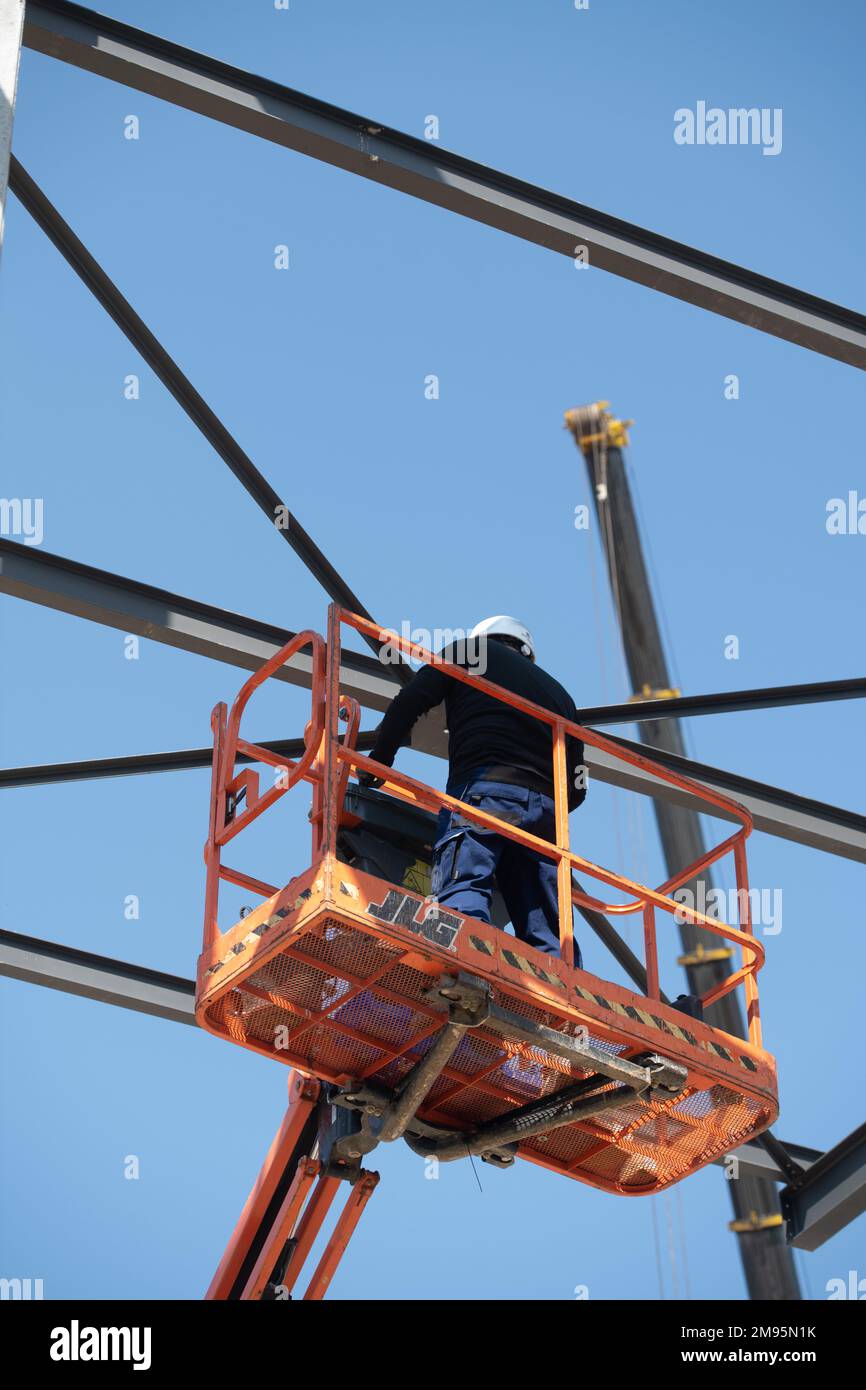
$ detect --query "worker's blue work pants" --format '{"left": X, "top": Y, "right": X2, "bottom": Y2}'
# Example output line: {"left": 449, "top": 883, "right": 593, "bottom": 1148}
{"left": 430, "top": 776, "right": 581, "bottom": 964}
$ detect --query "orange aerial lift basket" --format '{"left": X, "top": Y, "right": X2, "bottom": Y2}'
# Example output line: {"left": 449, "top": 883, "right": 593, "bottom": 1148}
{"left": 197, "top": 606, "right": 777, "bottom": 1202}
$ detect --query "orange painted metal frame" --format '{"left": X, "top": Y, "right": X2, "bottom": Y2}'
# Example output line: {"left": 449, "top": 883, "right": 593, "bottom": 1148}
{"left": 198, "top": 860, "right": 775, "bottom": 1193}
{"left": 335, "top": 609, "right": 764, "bottom": 1040}
{"left": 201, "top": 604, "right": 766, "bottom": 1039}
{"left": 205, "top": 1069, "right": 379, "bottom": 1301}
{"left": 203, "top": 628, "right": 326, "bottom": 950}
{"left": 205, "top": 1070, "right": 321, "bottom": 1299}
{"left": 198, "top": 605, "right": 774, "bottom": 1216}
{"left": 302, "top": 1171, "right": 380, "bottom": 1301}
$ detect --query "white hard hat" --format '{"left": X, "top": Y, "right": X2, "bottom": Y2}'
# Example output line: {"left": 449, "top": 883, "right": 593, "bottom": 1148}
{"left": 469, "top": 615, "right": 535, "bottom": 660}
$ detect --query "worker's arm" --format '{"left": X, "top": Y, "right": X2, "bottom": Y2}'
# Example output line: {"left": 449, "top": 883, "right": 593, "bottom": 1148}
{"left": 366, "top": 663, "right": 450, "bottom": 775}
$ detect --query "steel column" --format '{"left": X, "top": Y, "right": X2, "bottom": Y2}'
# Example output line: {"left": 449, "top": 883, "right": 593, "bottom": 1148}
{"left": 781, "top": 1122, "right": 866, "bottom": 1252}
{"left": 571, "top": 425, "right": 800, "bottom": 1299}
{"left": 0, "top": 0, "right": 23, "bottom": 256}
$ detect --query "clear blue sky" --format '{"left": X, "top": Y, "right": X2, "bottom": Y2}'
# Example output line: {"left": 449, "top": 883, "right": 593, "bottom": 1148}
{"left": 1, "top": 0, "right": 864, "bottom": 1300}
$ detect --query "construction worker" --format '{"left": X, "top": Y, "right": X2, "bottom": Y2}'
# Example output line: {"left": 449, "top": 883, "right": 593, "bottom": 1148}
{"left": 359, "top": 616, "right": 586, "bottom": 962}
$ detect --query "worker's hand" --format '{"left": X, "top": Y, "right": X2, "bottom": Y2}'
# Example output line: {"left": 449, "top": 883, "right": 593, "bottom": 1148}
{"left": 358, "top": 770, "right": 385, "bottom": 789}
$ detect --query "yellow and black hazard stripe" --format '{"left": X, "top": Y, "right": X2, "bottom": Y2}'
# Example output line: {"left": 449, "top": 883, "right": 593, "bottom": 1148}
{"left": 570, "top": 982, "right": 758, "bottom": 1074}
{"left": 468, "top": 932, "right": 759, "bottom": 1075}
{"left": 469, "top": 935, "right": 566, "bottom": 993}
{"left": 204, "top": 889, "right": 313, "bottom": 978}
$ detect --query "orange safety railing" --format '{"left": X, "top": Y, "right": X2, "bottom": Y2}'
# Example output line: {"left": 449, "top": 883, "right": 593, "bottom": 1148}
{"left": 203, "top": 605, "right": 765, "bottom": 1050}
{"left": 203, "top": 629, "right": 326, "bottom": 946}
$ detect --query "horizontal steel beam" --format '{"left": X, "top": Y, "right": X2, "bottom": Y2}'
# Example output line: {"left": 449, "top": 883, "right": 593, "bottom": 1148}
{"left": 23, "top": 0, "right": 866, "bottom": 369}
{"left": 0, "top": 537, "right": 398, "bottom": 711}
{"left": 781, "top": 1122, "right": 866, "bottom": 1251}
{"left": 576, "top": 677, "right": 866, "bottom": 727}
{"left": 600, "top": 733, "right": 866, "bottom": 866}
{"left": 712, "top": 1140, "right": 820, "bottom": 1186}
{"left": 0, "top": 927, "right": 196, "bottom": 1025}
{"left": 3, "top": 539, "right": 865, "bottom": 863}
{"left": 0, "top": 733, "right": 380, "bottom": 789}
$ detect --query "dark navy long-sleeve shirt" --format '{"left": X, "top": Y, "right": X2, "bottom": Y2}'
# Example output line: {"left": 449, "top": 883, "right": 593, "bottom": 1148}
{"left": 370, "top": 641, "right": 586, "bottom": 810}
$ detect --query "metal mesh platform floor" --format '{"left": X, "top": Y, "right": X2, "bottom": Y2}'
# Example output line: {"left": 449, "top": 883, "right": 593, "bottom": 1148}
{"left": 197, "top": 863, "right": 777, "bottom": 1195}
